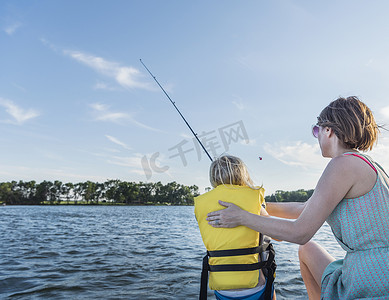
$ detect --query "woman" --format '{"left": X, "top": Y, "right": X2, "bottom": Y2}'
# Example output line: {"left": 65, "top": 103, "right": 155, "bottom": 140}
{"left": 206, "top": 97, "right": 389, "bottom": 299}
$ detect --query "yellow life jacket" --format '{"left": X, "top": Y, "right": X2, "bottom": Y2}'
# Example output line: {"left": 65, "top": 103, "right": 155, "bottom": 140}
{"left": 194, "top": 184, "right": 265, "bottom": 290}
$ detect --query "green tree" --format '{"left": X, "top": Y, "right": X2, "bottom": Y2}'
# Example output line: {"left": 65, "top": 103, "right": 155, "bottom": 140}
{"left": 25, "top": 180, "right": 37, "bottom": 202}
{"left": 153, "top": 181, "right": 165, "bottom": 204}
{"left": 61, "top": 183, "right": 74, "bottom": 204}
{"left": 265, "top": 189, "right": 314, "bottom": 202}
{"left": 0, "top": 182, "right": 13, "bottom": 204}
{"left": 138, "top": 182, "right": 155, "bottom": 204}
{"left": 105, "top": 179, "right": 120, "bottom": 204}
{"left": 35, "top": 181, "right": 51, "bottom": 204}
{"left": 82, "top": 181, "right": 96, "bottom": 204}
{"left": 73, "top": 182, "right": 84, "bottom": 204}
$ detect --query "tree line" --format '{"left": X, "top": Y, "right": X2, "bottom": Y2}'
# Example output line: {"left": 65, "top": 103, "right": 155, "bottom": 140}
{"left": 265, "top": 189, "right": 314, "bottom": 203}
{"left": 0, "top": 180, "right": 313, "bottom": 206}
{"left": 0, "top": 180, "right": 200, "bottom": 206}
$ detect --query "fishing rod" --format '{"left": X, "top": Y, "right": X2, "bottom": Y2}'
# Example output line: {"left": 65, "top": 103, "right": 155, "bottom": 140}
{"left": 140, "top": 59, "right": 213, "bottom": 162}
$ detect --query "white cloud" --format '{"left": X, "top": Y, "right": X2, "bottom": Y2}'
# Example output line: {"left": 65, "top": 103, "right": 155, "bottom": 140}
{"left": 107, "top": 153, "right": 147, "bottom": 176}
{"left": 0, "top": 164, "right": 108, "bottom": 183}
{"left": 263, "top": 141, "right": 327, "bottom": 170}
{"left": 40, "top": 38, "right": 60, "bottom": 52}
{"left": 107, "top": 152, "right": 172, "bottom": 179}
{"left": 97, "top": 112, "right": 129, "bottom": 122}
{"left": 263, "top": 137, "right": 389, "bottom": 175}
{"left": 89, "top": 102, "right": 161, "bottom": 132}
{"left": 233, "top": 102, "right": 245, "bottom": 110}
{"left": 89, "top": 103, "right": 130, "bottom": 123}
{"left": 12, "top": 83, "right": 26, "bottom": 91}
{"left": 108, "top": 154, "right": 142, "bottom": 168}
{"left": 130, "top": 118, "right": 161, "bottom": 132}
{"left": 3, "top": 22, "right": 22, "bottom": 35}
{"left": 180, "top": 133, "right": 193, "bottom": 139}
{"left": 103, "top": 148, "right": 121, "bottom": 153}
{"left": 232, "top": 96, "right": 245, "bottom": 110}
{"left": 42, "top": 41, "right": 150, "bottom": 90}
{"left": 241, "top": 138, "right": 256, "bottom": 146}
{"left": 105, "top": 135, "right": 132, "bottom": 150}
{"left": 365, "top": 58, "right": 374, "bottom": 67}
{"left": 93, "top": 82, "right": 118, "bottom": 91}
{"left": 64, "top": 50, "right": 150, "bottom": 89}
{"left": 0, "top": 97, "right": 40, "bottom": 125}
{"left": 370, "top": 135, "right": 389, "bottom": 171}
{"left": 380, "top": 105, "right": 389, "bottom": 119}
{"left": 90, "top": 103, "right": 107, "bottom": 112}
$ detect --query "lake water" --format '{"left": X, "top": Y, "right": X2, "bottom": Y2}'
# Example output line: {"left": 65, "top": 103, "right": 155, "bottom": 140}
{"left": 0, "top": 206, "right": 345, "bottom": 299}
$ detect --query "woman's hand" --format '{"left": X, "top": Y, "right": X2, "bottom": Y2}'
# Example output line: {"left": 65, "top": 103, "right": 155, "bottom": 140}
{"left": 206, "top": 200, "right": 246, "bottom": 228}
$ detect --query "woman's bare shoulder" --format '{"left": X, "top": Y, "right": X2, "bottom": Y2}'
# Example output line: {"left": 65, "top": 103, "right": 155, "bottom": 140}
{"left": 326, "top": 153, "right": 377, "bottom": 198}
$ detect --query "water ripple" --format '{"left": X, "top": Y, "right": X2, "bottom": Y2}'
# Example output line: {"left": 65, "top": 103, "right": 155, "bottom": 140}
{"left": 0, "top": 205, "right": 345, "bottom": 299}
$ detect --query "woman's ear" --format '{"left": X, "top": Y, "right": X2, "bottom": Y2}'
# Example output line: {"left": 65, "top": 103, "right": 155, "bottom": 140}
{"left": 324, "top": 127, "right": 334, "bottom": 138}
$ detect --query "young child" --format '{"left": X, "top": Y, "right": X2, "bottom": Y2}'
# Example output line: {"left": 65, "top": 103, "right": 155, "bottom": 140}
{"left": 195, "top": 155, "right": 276, "bottom": 300}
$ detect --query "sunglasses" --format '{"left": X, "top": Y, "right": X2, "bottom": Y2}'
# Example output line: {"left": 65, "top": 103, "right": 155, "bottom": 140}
{"left": 312, "top": 125, "right": 320, "bottom": 138}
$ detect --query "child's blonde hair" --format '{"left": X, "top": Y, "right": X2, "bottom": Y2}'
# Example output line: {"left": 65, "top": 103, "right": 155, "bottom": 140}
{"left": 209, "top": 155, "right": 258, "bottom": 189}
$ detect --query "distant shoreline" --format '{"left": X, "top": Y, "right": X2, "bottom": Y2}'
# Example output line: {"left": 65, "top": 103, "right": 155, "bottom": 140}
{"left": 0, "top": 202, "right": 193, "bottom": 206}
{"left": 0, "top": 179, "right": 314, "bottom": 205}
{"left": 0, "top": 180, "right": 199, "bottom": 206}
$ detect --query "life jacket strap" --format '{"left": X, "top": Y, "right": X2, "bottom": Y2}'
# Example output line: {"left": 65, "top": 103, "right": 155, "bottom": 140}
{"left": 263, "top": 243, "right": 276, "bottom": 300}
{"left": 209, "top": 261, "right": 267, "bottom": 272}
{"left": 207, "top": 243, "right": 269, "bottom": 258}
{"left": 200, "top": 254, "right": 210, "bottom": 300}
{"left": 199, "top": 243, "right": 276, "bottom": 300}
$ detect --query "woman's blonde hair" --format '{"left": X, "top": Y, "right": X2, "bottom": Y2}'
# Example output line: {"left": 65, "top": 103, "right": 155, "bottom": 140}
{"left": 209, "top": 155, "right": 257, "bottom": 189}
{"left": 318, "top": 96, "right": 380, "bottom": 151}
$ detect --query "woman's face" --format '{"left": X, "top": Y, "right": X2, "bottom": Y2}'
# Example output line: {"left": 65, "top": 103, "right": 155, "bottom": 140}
{"left": 317, "top": 126, "right": 332, "bottom": 158}
{"left": 313, "top": 124, "right": 332, "bottom": 157}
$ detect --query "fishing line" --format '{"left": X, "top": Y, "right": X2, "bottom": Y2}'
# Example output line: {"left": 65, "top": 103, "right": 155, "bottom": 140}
{"left": 140, "top": 59, "right": 213, "bottom": 162}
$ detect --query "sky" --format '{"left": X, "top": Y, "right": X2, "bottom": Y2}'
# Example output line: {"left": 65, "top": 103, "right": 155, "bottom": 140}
{"left": 1, "top": 0, "right": 389, "bottom": 195}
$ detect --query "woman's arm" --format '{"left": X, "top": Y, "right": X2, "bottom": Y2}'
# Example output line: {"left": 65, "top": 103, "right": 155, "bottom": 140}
{"left": 265, "top": 202, "right": 306, "bottom": 219}
{"left": 260, "top": 207, "right": 283, "bottom": 242}
{"left": 207, "top": 156, "right": 356, "bottom": 244}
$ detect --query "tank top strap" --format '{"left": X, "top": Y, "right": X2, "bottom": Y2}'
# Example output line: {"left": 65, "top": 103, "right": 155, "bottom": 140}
{"left": 343, "top": 152, "right": 378, "bottom": 173}
{"left": 374, "top": 161, "right": 389, "bottom": 180}
{"left": 364, "top": 154, "right": 389, "bottom": 187}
